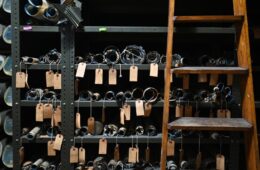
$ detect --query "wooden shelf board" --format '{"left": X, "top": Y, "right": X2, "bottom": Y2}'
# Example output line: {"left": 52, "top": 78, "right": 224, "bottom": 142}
{"left": 172, "top": 66, "right": 248, "bottom": 74}
{"left": 168, "top": 117, "right": 252, "bottom": 131}
{"left": 174, "top": 15, "right": 244, "bottom": 23}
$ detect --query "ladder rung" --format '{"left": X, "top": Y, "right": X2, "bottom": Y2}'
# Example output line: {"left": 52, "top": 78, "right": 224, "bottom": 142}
{"left": 172, "top": 66, "right": 248, "bottom": 74}
{"left": 174, "top": 15, "right": 244, "bottom": 23}
{"left": 168, "top": 117, "right": 252, "bottom": 131}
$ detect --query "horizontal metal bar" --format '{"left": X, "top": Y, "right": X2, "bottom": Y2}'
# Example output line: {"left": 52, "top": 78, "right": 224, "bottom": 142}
{"left": 75, "top": 64, "right": 166, "bottom": 70}
{"left": 20, "top": 26, "right": 60, "bottom": 32}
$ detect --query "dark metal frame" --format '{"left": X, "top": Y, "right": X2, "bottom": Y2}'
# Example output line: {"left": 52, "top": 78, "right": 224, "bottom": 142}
{"left": 11, "top": 2, "right": 243, "bottom": 170}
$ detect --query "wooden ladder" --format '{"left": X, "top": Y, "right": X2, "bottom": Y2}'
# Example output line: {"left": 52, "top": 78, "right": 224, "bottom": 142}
{"left": 161, "top": 0, "right": 260, "bottom": 169}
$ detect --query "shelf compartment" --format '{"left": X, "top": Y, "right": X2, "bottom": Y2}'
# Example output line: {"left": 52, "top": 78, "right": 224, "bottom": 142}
{"left": 174, "top": 15, "right": 244, "bottom": 23}
{"left": 20, "top": 26, "right": 60, "bottom": 32}
{"left": 74, "top": 100, "right": 164, "bottom": 107}
{"left": 172, "top": 66, "right": 248, "bottom": 74}
{"left": 75, "top": 64, "right": 166, "bottom": 70}
{"left": 168, "top": 117, "right": 252, "bottom": 131}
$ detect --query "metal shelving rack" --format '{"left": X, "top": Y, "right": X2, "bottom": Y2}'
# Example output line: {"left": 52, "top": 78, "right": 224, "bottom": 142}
{"left": 11, "top": 1, "right": 259, "bottom": 170}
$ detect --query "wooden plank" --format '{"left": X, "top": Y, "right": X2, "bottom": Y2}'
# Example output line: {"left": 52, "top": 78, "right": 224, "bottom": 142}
{"left": 233, "top": 0, "right": 260, "bottom": 169}
{"left": 172, "top": 66, "right": 248, "bottom": 74}
{"left": 174, "top": 15, "right": 244, "bottom": 23}
{"left": 160, "top": 0, "right": 175, "bottom": 169}
{"left": 168, "top": 117, "right": 252, "bottom": 131}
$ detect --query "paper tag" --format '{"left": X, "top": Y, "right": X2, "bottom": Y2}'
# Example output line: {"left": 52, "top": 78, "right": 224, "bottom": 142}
{"left": 46, "top": 70, "right": 54, "bottom": 87}
{"left": 98, "top": 138, "right": 107, "bottom": 155}
{"left": 198, "top": 74, "right": 207, "bottom": 83}
{"left": 136, "top": 147, "right": 139, "bottom": 163}
{"left": 216, "top": 154, "right": 225, "bottom": 170}
{"left": 145, "top": 147, "right": 150, "bottom": 162}
{"left": 19, "top": 146, "right": 25, "bottom": 165}
{"left": 43, "top": 104, "right": 53, "bottom": 119}
{"left": 124, "top": 104, "right": 131, "bottom": 121}
{"left": 167, "top": 140, "right": 175, "bottom": 156}
{"left": 225, "top": 109, "right": 231, "bottom": 118}
{"left": 128, "top": 147, "right": 137, "bottom": 163}
{"left": 54, "top": 73, "right": 62, "bottom": 89}
{"left": 88, "top": 117, "right": 95, "bottom": 134}
{"left": 184, "top": 104, "right": 193, "bottom": 117}
{"left": 144, "top": 103, "right": 152, "bottom": 117}
{"left": 53, "top": 134, "right": 63, "bottom": 151}
{"left": 36, "top": 103, "right": 44, "bottom": 122}
{"left": 47, "top": 141, "right": 56, "bottom": 156}
{"left": 176, "top": 104, "right": 184, "bottom": 117}
{"left": 114, "top": 144, "right": 120, "bottom": 161}
{"left": 209, "top": 74, "right": 219, "bottom": 86}
{"left": 54, "top": 106, "right": 62, "bottom": 126}
{"left": 70, "top": 146, "right": 79, "bottom": 163}
{"left": 129, "top": 65, "right": 138, "bottom": 82}
{"left": 217, "top": 109, "right": 226, "bottom": 118}
{"left": 183, "top": 74, "right": 190, "bottom": 90}
{"left": 76, "top": 112, "right": 81, "bottom": 129}
{"left": 109, "top": 68, "right": 117, "bottom": 85}
{"left": 150, "top": 63, "right": 158, "bottom": 77}
{"left": 76, "top": 62, "right": 87, "bottom": 78}
{"left": 79, "top": 147, "right": 86, "bottom": 165}
{"left": 227, "top": 74, "right": 233, "bottom": 86}
{"left": 16, "top": 72, "right": 26, "bottom": 88}
{"left": 120, "top": 108, "right": 125, "bottom": 125}
{"left": 195, "top": 152, "right": 202, "bottom": 170}
{"left": 135, "top": 100, "right": 144, "bottom": 116}
{"left": 95, "top": 68, "right": 103, "bottom": 84}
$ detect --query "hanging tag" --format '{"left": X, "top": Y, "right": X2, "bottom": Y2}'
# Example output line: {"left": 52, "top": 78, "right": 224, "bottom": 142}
{"left": 47, "top": 141, "right": 56, "bottom": 156}
{"left": 209, "top": 74, "right": 219, "bottom": 86}
{"left": 135, "top": 100, "right": 144, "bottom": 116}
{"left": 46, "top": 70, "right": 54, "bottom": 87}
{"left": 128, "top": 147, "right": 137, "bottom": 163}
{"left": 36, "top": 103, "right": 44, "bottom": 122}
{"left": 227, "top": 74, "right": 233, "bottom": 86}
{"left": 216, "top": 154, "right": 225, "bottom": 170}
{"left": 19, "top": 146, "right": 25, "bottom": 165}
{"left": 225, "top": 109, "right": 231, "bottom": 118}
{"left": 129, "top": 65, "right": 138, "bottom": 82}
{"left": 136, "top": 147, "right": 139, "bottom": 163}
{"left": 54, "top": 73, "right": 62, "bottom": 89}
{"left": 43, "top": 104, "right": 53, "bottom": 119}
{"left": 76, "top": 62, "right": 87, "bottom": 78}
{"left": 120, "top": 108, "right": 125, "bottom": 125}
{"left": 114, "top": 144, "right": 120, "bottom": 161}
{"left": 53, "top": 134, "right": 64, "bottom": 151}
{"left": 198, "top": 74, "right": 207, "bottom": 83}
{"left": 167, "top": 140, "right": 175, "bottom": 156}
{"left": 150, "top": 63, "right": 158, "bottom": 77}
{"left": 76, "top": 112, "right": 81, "bottom": 129}
{"left": 98, "top": 138, "right": 107, "bottom": 155}
{"left": 182, "top": 74, "right": 190, "bottom": 90}
{"left": 88, "top": 117, "right": 95, "bottom": 134}
{"left": 124, "top": 104, "right": 131, "bottom": 121}
{"left": 16, "top": 72, "right": 26, "bottom": 88}
{"left": 217, "top": 109, "right": 226, "bottom": 118}
{"left": 79, "top": 147, "right": 86, "bottom": 165}
{"left": 70, "top": 146, "right": 79, "bottom": 163}
{"left": 195, "top": 152, "right": 202, "bottom": 170}
{"left": 145, "top": 147, "right": 150, "bottom": 162}
{"left": 176, "top": 104, "right": 184, "bottom": 117}
{"left": 54, "top": 106, "right": 62, "bottom": 126}
{"left": 144, "top": 103, "right": 152, "bottom": 117}
{"left": 95, "top": 68, "right": 103, "bottom": 85}
{"left": 184, "top": 104, "right": 193, "bottom": 117}
{"left": 109, "top": 68, "right": 117, "bottom": 85}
